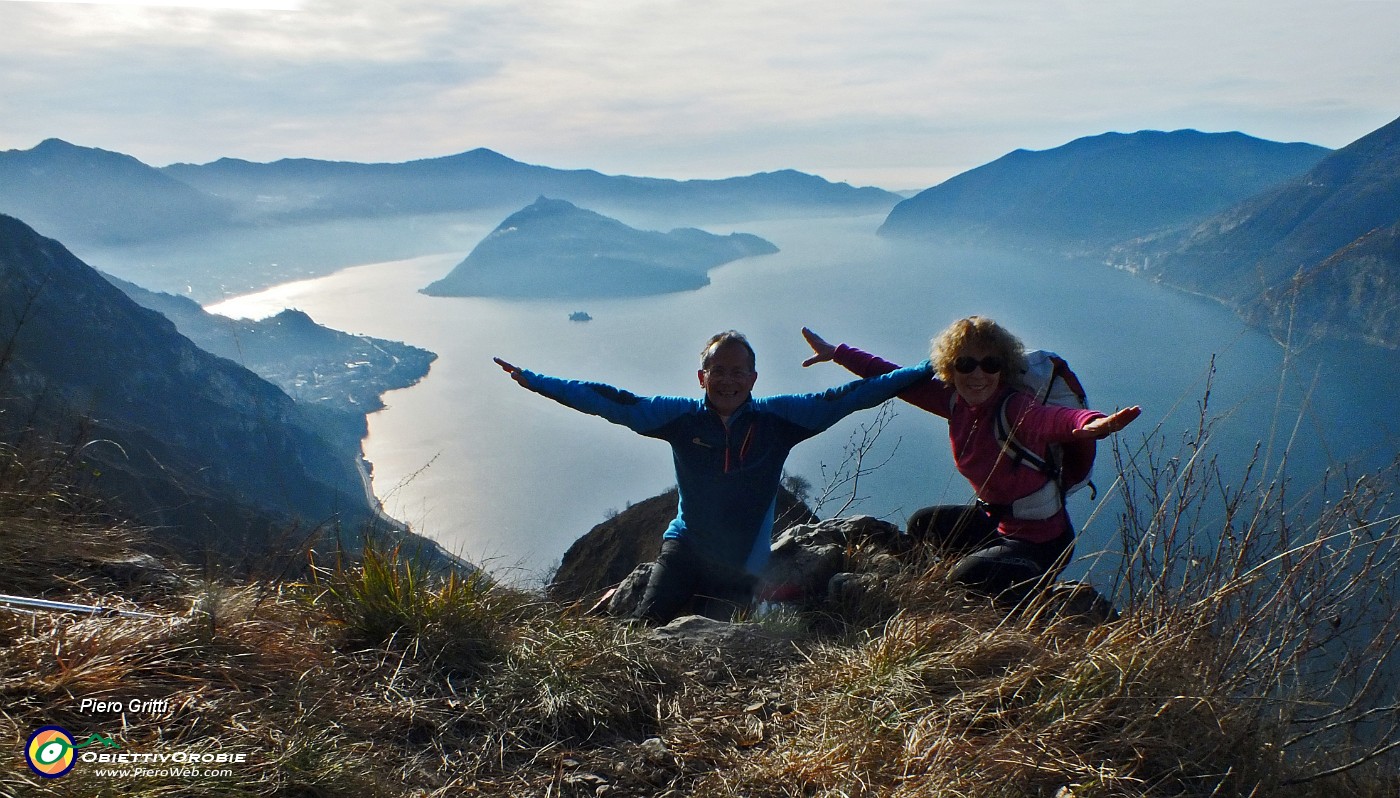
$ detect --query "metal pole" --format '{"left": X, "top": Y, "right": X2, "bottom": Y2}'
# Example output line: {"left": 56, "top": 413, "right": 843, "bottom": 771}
{"left": 0, "top": 593, "right": 157, "bottom": 619}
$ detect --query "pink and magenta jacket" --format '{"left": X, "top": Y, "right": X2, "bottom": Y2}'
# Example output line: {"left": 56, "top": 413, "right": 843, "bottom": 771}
{"left": 832, "top": 344, "right": 1105, "bottom": 543}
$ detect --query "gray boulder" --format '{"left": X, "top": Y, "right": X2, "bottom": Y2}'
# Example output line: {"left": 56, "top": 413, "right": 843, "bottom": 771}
{"left": 760, "top": 515, "right": 902, "bottom": 603}
{"left": 602, "top": 561, "right": 654, "bottom": 618}
{"left": 650, "top": 615, "right": 788, "bottom": 647}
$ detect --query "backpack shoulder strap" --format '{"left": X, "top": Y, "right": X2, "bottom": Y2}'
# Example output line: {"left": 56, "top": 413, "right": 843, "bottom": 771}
{"left": 995, "top": 391, "right": 1057, "bottom": 479}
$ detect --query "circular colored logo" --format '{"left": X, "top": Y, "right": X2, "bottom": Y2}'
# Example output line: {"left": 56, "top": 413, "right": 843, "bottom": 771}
{"left": 25, "top": 726, "right": 77, "bottom": 778}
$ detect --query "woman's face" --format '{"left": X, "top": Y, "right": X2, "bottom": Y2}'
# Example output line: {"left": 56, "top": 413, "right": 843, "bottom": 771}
{"left": 950, "top": 343, "right": 1003, "bottom": 407}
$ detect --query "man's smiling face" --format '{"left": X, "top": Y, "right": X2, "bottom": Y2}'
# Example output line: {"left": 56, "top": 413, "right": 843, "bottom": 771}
{"left": 698, "top": 341, "right": 758, "bottom": 417}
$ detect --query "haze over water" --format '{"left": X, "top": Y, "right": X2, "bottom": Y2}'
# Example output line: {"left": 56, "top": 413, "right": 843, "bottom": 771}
{"left": 208, "top": 214, "right": 1400, "bottom": 586}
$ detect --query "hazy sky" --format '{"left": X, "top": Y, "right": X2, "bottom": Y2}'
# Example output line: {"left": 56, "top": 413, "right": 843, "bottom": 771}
{"left": 2, "top": 0, "right": 1397, "bottom": 189}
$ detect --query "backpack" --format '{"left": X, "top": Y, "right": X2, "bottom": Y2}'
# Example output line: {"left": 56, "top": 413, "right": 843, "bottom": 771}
{"left": 994, "top": 350, "right": 1097, "bottom": 501}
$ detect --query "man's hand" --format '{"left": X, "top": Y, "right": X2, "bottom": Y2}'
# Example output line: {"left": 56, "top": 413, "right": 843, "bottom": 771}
{"left": 801, "top": 327, "right": 836, "bottom": 368}
{"left": 493, "top": 357, "right": 529, "bottom": 387}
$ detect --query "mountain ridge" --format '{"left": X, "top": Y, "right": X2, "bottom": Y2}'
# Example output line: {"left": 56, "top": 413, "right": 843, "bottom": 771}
{"left": 1111, "top": 114, "right": 1400, "bottom": 348}
{"left": 878, "top": 128, "right": 1330, "bottom": 251}
{"left": 0, "top": 138, "right": 236, "bottom": 244}
{"left": 104, "top": 274, "right": 437, "bottom": 419}
{"left": 6, "top": 125, "right": 1396, "bottom": 348}
{"left": 0, "top": 138, "right": 898, "bottom": 299}
{"left": 0, "top": 213, "right": 450, "bottom": 566}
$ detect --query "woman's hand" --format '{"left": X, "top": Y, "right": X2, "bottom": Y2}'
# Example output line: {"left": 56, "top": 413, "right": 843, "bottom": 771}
{"left": 493, "top": 357, "right": 529, "bottom": 387}
{"left": 801, "top": 327, "right": 837, "bottom": 367}
{"left": 1073, "top": 406, "right": 1142, "bottom": 440}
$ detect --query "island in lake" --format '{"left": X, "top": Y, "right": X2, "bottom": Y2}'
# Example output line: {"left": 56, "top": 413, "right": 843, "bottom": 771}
{"left": 420, "top": 196, "right": 778, "bottom": 299}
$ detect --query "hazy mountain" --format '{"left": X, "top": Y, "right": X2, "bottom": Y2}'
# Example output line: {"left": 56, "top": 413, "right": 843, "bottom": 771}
{"left": 1114, "top": 115, "right": 1400, "bottom": 348}
{"left": 879, "top": 130, "right": 1329, "bottom": 252}
{"left": 1, "top": 138, "right": 897, "bottom": 300}
{"left": 0, "top": 139, "right": 235, "bottom": 245}
{"left": 104, "top": 275, "right": 436, "bottom": 419}
{"left": 161, "top": 148, "right": 903, "bottom": 225}
{"left": 421, "top": 197, "right": 779, "bottom": 299}
{"left": 0, "top": 213, "right": 430, "bottom": 563}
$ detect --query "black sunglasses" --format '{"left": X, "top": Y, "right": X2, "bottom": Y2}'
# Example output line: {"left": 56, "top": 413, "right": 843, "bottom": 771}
{"left": 953, "top": 355, "right": 1005, "bottom": 374}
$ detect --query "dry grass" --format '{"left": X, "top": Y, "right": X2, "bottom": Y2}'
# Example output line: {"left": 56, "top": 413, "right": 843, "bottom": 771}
{"left": 2, "top": 399, "right": 1399, "bottom": 797}
{"left": 0, "top": 434, "right": 154, "bottom": 599}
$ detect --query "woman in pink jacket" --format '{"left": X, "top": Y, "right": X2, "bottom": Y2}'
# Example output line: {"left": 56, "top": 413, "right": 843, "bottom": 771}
{"left": 801, "top": 316, "right": 1141, "bottom": 604}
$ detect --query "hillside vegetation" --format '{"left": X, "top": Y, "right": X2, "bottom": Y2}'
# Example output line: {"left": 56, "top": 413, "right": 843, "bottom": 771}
{"left": 2, "top": 396, "right": 1398, "bottom": 798}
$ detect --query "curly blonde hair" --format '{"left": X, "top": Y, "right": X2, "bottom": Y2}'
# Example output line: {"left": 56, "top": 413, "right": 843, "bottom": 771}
{"left": 929, "top": 316, "right": 1028, "bottom": 388}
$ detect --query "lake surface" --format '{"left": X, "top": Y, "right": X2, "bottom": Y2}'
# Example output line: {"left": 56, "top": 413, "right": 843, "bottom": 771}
{"left": 204, "top": 214, "right": 1400, "bottom": 586}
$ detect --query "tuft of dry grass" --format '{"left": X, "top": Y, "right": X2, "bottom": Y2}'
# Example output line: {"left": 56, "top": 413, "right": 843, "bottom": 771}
{"left": 309, "top": 536, "right": 522, "bottom": 677}
{"left": 0, "top": 434, "right": 160, "bottom": 599}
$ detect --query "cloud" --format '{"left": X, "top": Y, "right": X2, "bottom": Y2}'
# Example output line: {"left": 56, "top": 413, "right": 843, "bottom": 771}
{"left": 1, "top": 0, "right": 1398, "bottom": 187}
{"left": 1, "top": 0, "right": 302, "bottom": 8}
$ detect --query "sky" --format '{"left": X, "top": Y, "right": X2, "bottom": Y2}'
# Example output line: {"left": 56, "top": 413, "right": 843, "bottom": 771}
{"left": 1, "top": 0, "right": 1398, "bottom": 190}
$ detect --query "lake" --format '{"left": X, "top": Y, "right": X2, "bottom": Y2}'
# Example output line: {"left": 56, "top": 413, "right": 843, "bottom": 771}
{"left": 202, "top": 214, "right": 1400, "bottom": 587}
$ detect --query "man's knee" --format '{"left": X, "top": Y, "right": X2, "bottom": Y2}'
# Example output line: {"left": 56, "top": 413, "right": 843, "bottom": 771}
{"left": 633, "top": 539, "right": 694, "bottom": 624}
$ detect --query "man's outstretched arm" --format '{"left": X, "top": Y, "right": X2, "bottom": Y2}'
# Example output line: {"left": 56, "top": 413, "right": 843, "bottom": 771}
{"left": 760, "top": 357, "right": 933, "bottom": 433}
{"left": 493, "top": 356, "right": 694, "bottom": 434}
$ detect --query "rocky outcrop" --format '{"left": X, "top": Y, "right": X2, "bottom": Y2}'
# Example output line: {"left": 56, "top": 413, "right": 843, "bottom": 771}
{"left": 547, "top": 486, "right": 817, "bottom": 605}
{"left": 1241, "top": 218, "right": 1400, "bottom": 349}
{"left": 596, "top": 513, "right": 1120, "bottom": 631}
{"left": 649, "top": 615, "right": 799, "bottom": 648}
{"left": 762, "top": 515, "right": 905, "bottom": 603}
{"left": 598, "top": 515, "right": 904, "bottom": 619}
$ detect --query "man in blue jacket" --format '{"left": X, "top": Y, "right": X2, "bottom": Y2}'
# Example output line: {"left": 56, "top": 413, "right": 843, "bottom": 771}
{"left": 494, "top": 330, "right": 931, "bottom": 624}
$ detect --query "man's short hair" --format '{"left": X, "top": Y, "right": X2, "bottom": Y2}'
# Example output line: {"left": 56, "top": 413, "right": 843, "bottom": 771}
{"left": 701, "top": 330, "right": 756, "bottom": 371}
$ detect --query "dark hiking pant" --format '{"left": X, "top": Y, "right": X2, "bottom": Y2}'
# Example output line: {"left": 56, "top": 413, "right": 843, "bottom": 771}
{"left": 906, "top": 504, "right": 1074, "bottom": 605}
{"left": 634, "top": 537, "right": 756, "bottom": 625}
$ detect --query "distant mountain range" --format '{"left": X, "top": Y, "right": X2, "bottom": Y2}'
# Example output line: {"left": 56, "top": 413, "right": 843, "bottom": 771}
{"left": 879, "top": 120, "right": 1400, "bottom": 349}
{"left": 421, "top": 197, "right": 779, "bottom": 299}
{"left": 0, "top": 213, "right": 450, "bottom": 567}
{"left": 160, "top": 148, "right": 901, "bottom": 226}
{"left": 0, "top": 139, "right": 899, "bottom": 247}
{"left": 879, "top": 129, "right": 1330, "bottom": 252}
{"left": 0, "top": 139, "right": 237, "bottom": 245}
{"left": 0, "top": 139, "right": 897, "bottom": 300}
{"left": 3, "top": 122, "right": 1397, "bottom": 349}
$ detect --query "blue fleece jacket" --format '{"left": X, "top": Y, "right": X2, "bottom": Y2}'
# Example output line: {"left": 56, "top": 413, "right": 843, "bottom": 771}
{"left": 517, "top": 361, "right": 931, "bottom": 574}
